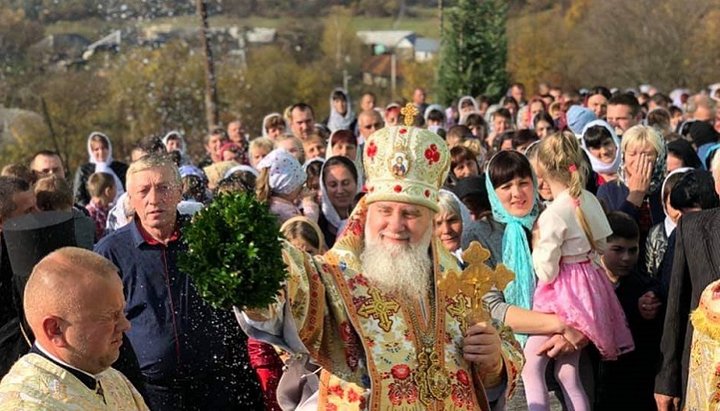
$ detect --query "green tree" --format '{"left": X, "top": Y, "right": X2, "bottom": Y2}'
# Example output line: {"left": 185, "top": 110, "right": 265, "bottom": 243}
{"left": 437, "top": 0, "right": 509, "bottom": 104}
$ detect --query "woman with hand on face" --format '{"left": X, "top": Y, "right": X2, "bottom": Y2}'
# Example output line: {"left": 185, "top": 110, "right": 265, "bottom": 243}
{"left": 317, "top": 156, "right": 359, "bottom": 248}
{"left": 597, "top": 125, "right": 667, "bottom": 253}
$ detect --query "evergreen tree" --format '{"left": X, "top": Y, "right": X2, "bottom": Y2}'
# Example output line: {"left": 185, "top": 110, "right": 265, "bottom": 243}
{"left": 437, "top": 0, "right": 509, "bottom": 104}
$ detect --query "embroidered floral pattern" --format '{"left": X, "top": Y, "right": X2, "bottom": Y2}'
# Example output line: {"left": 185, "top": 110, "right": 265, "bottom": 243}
{"left": 424, "top": 144, "right": 441, "bottom": 164}
{"left": 388, "top": 370, "right": 419, "bottom": 406}
{"left": 366, "top": 141, "right": 378, "bottom": 159}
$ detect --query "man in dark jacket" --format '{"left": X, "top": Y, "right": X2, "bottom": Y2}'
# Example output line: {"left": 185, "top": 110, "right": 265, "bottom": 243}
{"left": 654, "top": 163, "right": 720, "bottom": 410}
{"left": 94, "top": 155, "right": 261, "bottom": 410}
{"left": 0, "top": 177, "right": 39, "bottom": 377}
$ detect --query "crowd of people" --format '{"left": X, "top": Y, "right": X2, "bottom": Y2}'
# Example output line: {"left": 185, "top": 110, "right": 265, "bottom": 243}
{"left": 0, "top": 81, "right": 719, "bottom": 411}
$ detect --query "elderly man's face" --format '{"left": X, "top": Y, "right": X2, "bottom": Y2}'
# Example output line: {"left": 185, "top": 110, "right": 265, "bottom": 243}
{"left": 366, "top": 201, "right": 433, "bottom": 247}
{"left": 358, "top": 113, "right": 383, "bottom": 139}
{"left": 128, "top": 167, "right": 182, "bottom": 232}
{"left": 31, "top": 154, "right": 65, "bottom": 179}
{"left": 63, "top": 276, "right": 130, "bottom": 374}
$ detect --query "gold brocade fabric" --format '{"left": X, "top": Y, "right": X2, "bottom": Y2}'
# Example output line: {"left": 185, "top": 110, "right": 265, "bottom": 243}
{"left": 685, "top": 295, "right": 720, "bottom": 411}
{"left": 267, "top": 197, "right": 524, "bottom": 411}
{"left": 0, "top": 354, "right": 149, "bottom": 411}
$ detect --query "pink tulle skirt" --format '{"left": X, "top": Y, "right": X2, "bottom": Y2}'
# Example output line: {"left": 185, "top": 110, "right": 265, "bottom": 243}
{"left": 533, "top": 259, "right": 635, "bottom": 360}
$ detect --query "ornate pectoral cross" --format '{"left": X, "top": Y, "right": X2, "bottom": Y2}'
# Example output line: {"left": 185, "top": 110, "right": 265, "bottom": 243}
{"left": 357, "top": 288, "right": 400, "bottom": 332}
{"left": 439, "top": 242, "right": 515, "bottom": 325}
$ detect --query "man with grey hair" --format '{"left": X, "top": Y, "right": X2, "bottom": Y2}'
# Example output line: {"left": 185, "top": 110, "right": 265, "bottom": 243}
{"left": 685, "top": 94, "right": 717, "bottom": 124}
{"left": 94, "top": 155, "right": 262, "bottom": 410}
{"left": 0, "top": 247, "right": 148, "bottom": 410}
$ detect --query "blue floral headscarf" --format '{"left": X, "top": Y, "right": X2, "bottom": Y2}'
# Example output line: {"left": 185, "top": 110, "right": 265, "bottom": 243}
{"left": 484, "top": 153, "right": 540, "bottom": 346}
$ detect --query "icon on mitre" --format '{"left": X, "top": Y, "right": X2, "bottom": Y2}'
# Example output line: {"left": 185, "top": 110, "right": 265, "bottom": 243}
{"left": 390, "top": 152, "right": 409, "bottom": 178}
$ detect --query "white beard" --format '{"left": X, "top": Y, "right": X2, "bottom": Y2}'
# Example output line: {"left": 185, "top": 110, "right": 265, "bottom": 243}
{"left": 359, "top": 225, "right": 433, "bottom": 299}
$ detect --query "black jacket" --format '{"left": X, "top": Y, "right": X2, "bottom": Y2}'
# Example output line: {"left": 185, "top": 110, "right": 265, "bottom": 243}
{"left": 655, "top": 209, "right": 720, "bottom": 399}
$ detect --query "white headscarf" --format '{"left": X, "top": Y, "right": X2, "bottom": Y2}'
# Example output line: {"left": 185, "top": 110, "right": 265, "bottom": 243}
{"left": 438, "top": 189, "right": 473, "bottom": 263}
{"left": 319, "top": 156, "right": 360, "bottom": 233}
{"left": 423, "top": 104, "right": 445, "bottom": 123}
{"left": 327, "top": 87, "right": 355, "bottom": 132}
{"left": 458, "top": 96, "right": 480, "bottom": 125}
{"left": 105, "top": 192, "right": 131, "bottom": 232}
{"left": 257, "top": 148, "right": 306, "bottom": 196}
{"left": 162, "top": 130, "right": 191, "bottom": 165}
{"left": 261, "top": 112, "right": 287, "bottom": 138}
{"left": 86, "top": 131, "right": 125, "bottom": 202}
{"left": 580, "top": 120, "right": 622, "bottom": 175}
{"left": 224, "top": 164, "right": 259, "bottom": 179}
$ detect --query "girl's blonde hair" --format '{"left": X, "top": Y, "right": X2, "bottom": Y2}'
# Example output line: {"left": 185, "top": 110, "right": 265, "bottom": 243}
{"left": 537, "top": 130, "right": 597, "bottom": 250}
{"left": 249, "top": 137, "right": 275, "bottom": 155}
{"left": 255, "top": 167, "right": 271, "bottom": 203}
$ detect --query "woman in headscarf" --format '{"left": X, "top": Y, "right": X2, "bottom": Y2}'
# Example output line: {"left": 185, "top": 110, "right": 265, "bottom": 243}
{"left": 644, "top": 167, "right": 691, "bottom": 278}
{"left": 457, "top": 95, "right": 480, "bottom": 122}
{"left": 261, "top": 112, "right": 287, "bottom": 141}
{"left": 435, "top": 190, "right": 473, "bottom": 262}
{"left": 324, "top": 88, "right": 356, "bottom": 133}
{"left": 597, "top": 124, "right": 667, "bottom": 253}
{"left": 580, "top": 120, "right": 621, "bottom": 186}
{"left": 464, "top": 151, "right": 588, "bottom": 408}
{"left": 317, "top": 156, "right": 359, "bottom": 248}
{"left": 161, "top": 130, "right": 191, "bottom": 165}
{"left": 73, "top": 131, "right": 127, "bottom": 206}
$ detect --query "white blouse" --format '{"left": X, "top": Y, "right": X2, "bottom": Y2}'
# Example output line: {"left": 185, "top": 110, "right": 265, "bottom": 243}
{"left": 532, "top": 189, "right": 612, "bottom": 283}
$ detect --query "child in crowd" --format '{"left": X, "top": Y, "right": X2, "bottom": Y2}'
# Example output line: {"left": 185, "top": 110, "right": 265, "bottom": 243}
{"left": 596, "top": 211, "right": 662, "bottom": 411}
{"left": 85, "top": 172, "right": 117, "bottom": 241}
{"left": 256, "top": 148, "right": 318, "bottom": 224}
{"left": 280, "top": 216, "right": 326, "bottom": 255}
{"left": 524, "top": 131, "right": 634, "bottom": 411}
{"left": 249, "top": 137, "right": 275, "bottom": 170}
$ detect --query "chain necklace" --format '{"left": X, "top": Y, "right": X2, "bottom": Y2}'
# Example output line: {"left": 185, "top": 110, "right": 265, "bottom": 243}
{"left": 404, "top": 282, "right": 451, "bottom": 405}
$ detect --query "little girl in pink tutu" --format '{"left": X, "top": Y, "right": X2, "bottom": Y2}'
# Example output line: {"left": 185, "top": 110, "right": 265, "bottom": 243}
{"left": 523, "top": 131, "right": 635, "bottom": 411}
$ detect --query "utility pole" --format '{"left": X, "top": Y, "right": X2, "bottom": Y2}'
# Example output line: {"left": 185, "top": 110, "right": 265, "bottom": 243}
{"left": 196, "top": 0, "right": 218, "bottom": 129}
{"left": 439, "top": 0, "right": 444, "bottom": 40}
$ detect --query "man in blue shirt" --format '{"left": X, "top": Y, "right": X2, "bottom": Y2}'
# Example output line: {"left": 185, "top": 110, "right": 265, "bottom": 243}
{"left": 95, "top": 155, "right": 261, "bottom": 410}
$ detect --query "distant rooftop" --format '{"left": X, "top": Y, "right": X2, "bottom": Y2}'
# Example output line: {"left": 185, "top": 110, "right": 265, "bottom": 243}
{"left": 356, "top": 30, "right": 415, "bottom": 49}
